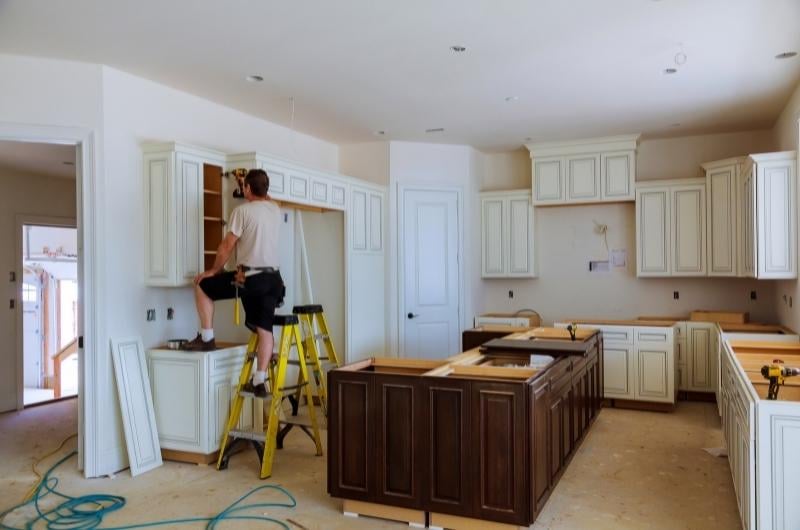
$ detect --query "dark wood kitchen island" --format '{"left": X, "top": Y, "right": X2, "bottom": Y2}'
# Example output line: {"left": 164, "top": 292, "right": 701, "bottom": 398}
{"left": 327, "top": 328, "right": 603, "bottom": 529}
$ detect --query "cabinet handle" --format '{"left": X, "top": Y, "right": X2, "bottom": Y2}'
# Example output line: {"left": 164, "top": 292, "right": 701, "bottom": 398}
{"left": 407, "top": 312, "right": 419, "bottom": 319}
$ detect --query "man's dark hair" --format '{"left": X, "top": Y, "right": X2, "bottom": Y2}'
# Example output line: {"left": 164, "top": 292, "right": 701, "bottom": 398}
{"left": 245, "top": 168, "right": 269, "bottom": 198}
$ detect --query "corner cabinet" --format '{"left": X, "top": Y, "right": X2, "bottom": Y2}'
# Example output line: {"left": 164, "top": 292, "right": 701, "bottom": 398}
{"left": 703, "top": 151, "right": 797, "bottom": 280}
{"left": 480, "top": 190, "right": 535, "bottom": 278}
{"left": 527, "top": 135, "right": 639, "bottom": 206}
{"left": 143, "top": 143, "right": 226, "bottom": 287}
{"left": 636, "top": 179, "right": 706, "bottom": 277}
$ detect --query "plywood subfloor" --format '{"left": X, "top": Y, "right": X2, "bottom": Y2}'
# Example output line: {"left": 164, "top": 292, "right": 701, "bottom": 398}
{"left": 0, "top": 400, "right": 739, "bottom": 529}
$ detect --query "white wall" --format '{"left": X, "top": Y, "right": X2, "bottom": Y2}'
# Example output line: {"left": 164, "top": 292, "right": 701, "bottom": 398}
{"left": 339, "top": 141, "right": 390, "bottom": 186}
{"left": 476, "top": 129, "right": 781, "bottom": 326}
{"left": 773, "top": 81, "right": 800, "bottom": 330}
{"left": 0, "top": 168, "right": 76, "bottom": 411}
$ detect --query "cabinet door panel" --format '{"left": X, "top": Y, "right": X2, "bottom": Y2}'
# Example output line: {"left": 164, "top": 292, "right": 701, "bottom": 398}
{"left": 637, "top": 188, "right": 670, "bottom": 276}
{"left": 567, "top": 155, "right": 600, "bottom": 201}
{"left": 369, "top": 193, "right": 383, "bottom": 251}
{"left": 375, "top": 376, "right": 423, "bottom": 508}
{"left": 707, "top": 167, "right": 737, "bottom": 276}
{"left": 602, "top": 151, "right": 633, "bottom": 200}
{"left": 481, "top": 198, "right": 504, "bottom": 276}
{"left": 471, "top": 382, "right": 527, "bottom": 525}
{"left": 145, "top": 155, "right": 173, "bottom": 283}
{"left": 530, "top": 379, "right": 551, "bottom": 514}
{"left": 351, "top": 189, "right": 368, "bottom": 251}
{"left": 425, "top": 381, "right": 472, "bottom": 516}
{"left": 534, "top": 157, "right": 564, "bottom": 202}
{"left": 603, "top": 346, "right": 632, "bottom": 398}
{"left": 328, "top": 373, "right": 373, "bottom": 500}
{"left": 508, "top": 198, "right": 532, "bottom": 275}
{"left": 688, "top": 325, "right": 714, "bottom": 392}
{"left": 177, "top": 154, "right": 203, "bottom": 282}
{"left": 758, "top": 161, "right": 796, "bottom": 278}
{"left": 549, "top": 390, "right": 564, "bottom": 482}
{"left": 635, "top": 348, "right": 669, "bottom": 401}
{"left": 672, "top": 185, "right": 706, "bottom": 276}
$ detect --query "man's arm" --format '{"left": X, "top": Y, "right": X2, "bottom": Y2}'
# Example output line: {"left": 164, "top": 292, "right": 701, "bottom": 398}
{"left": 194, "top": 232, "right": 239, "bottom": 284}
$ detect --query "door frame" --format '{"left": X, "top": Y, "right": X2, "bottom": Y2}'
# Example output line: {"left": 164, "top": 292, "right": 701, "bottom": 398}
{"left": 396, "top": 185, "right": 464, "bottom": 358}
{"left": 16, "top": 216, "right": 78, "bottom": 403}
{"left": 0, "top": 122, "right": 101, "bottom": 476}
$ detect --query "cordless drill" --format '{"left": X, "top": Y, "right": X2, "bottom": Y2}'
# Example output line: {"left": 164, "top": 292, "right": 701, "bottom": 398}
{"left": 761, "top": 361, "right": 800, "bottom": 400}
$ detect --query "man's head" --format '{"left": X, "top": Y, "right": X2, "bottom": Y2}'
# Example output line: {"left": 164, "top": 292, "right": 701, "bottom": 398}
{"left": 243, "top": 169, "right": 269, "bottom": 200}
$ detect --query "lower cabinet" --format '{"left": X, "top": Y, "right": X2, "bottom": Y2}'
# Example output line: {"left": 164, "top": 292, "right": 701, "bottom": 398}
{"left": 686, "top": 322, "right": 718, "bottom": 393}
{"left": 328, "top": 346, "right": 603, "bottom": 527}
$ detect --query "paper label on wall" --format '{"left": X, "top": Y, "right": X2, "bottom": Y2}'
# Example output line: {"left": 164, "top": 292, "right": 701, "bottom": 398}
{"left": 611, "top": 249, "right": 627, "bottom": 268}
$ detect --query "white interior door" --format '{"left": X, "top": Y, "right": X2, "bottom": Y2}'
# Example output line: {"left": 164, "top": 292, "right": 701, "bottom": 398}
{"left": 402, "top": 189, "right": 460, "bottom": 359}
{"left": 22, "top": 277, "right": 42, "bottom": 388}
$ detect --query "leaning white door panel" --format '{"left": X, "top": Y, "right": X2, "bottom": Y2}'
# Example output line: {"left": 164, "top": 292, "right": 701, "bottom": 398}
{"left": 402, "top": 189, "right": 460, "bottom": 359}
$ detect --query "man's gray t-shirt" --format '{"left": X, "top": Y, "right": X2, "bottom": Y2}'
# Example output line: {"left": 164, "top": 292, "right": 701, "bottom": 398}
{"left": 228, "top": 200, "right": 281, "bottom": 268}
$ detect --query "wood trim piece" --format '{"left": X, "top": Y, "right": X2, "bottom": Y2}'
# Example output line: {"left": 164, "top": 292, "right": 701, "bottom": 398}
{"left": 430, "top": 511, "right": 524, "bottom": 530}
{"left": 342, "top": 499, "right": 426, "bottom": 526}
{"left": 161, "top": 448, "right": 218, "bottom": 465}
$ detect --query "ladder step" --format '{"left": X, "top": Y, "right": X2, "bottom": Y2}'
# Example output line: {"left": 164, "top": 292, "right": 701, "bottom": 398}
{"left": 280, "top": 382, "right": 309, "bottom": 392}
{"left": 229, "top": 429, "right": 266, "bottom": 442}
{"left": 238, "top": 390, "right": 272, "bottom": 399}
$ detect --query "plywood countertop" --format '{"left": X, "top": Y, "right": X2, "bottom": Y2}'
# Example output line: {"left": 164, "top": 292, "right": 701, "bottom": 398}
{"left": 719, "top": 322, "right": 797, "bottom": 334}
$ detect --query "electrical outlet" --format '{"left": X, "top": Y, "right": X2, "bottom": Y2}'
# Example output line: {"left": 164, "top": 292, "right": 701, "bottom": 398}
{"left": 146, "top": 309, "right": 156, "bottom": 321}
{"left": 9, "top": 271, "right": 15, "bottom": 282}
{"left": 673, "top": 291, "right": 679, "bottom": 300}
{"left": 750, "top": 290, "right": 757, "bottom": 300}
{"left": 508, "top": 290, "right": 514, "bottom": 299}
{"left": 167, "top": 307, "right": 174, "bottom": 320}
{"left": 791, "top": 296, "right": 794, "bottom": 308}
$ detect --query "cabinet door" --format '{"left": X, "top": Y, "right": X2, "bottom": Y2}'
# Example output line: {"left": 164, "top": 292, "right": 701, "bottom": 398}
{"left": 566, "top": 154, "right": 600, "bottom": 202}
{"left": 534, "top": 157, "right": 565, "bottom": 203}
{"left": 368, "top": 192, "right": 383, "bottom": 251}
{"left": 374, "top": 376, "right": 424, "bottom": 509}
{"left": 148, "top": 355, "right": 204, "bottom": 451}
{"left": 739, "top": 166, "right": 756, "bottom": 277}
{"left": 481, "top": 198, "right": 505, "bottom": 277}
{"left": 508, "top": 197, "right": 534, "bottom": 276}
{"left": 261, "top": 162, "right": 287, "bottom": 199}
{"left": 687, "top": 324, "right": 715, "bottom": 392}
{"left": 424, "top": 379, "right": 473, "bottom": 517}
{"left": 549, "top": 385, "right": 565, "bottom": 482}
{"left": 351, "top": 188, "right": 368, "bottom": 251}
{"left": 757, "top": 159, "right": 796, "bottom": 279}
{"left": 327, "top": 371, "right": 374, "bottom": 501}
{"left": 636, "top": 188, "right": 671, "bottom": 276}
{"left": 601, "top": 151, "right": 634, "bottom": 200}
{"left": 471, "top": 381, "right": 527, "bottom": 525}
{"left": 707, "top": 166, "right": 738, "bottom": 276}
{"left": 672, "top": 185, "right": 706, "bottom": 276}
{"left": 602, "top": 344, "right": 634, "bottom": 399}
{"left": 177, "top": 153, "right": 204, "bottom": 283}
{"left": 635, "top": 347, "right": 670, "bottom": 402}
{"left": 530, "top": 378, "right": 551, "bottom": 515}
{"left": 144, "top": 153, "right": 176, "bottom": 285}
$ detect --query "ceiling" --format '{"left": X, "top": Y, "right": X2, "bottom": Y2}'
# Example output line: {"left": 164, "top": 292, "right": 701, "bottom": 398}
{"left": 0, "top": 141, "right": 76, "bottom": 179}
{"left": 0, "top": 0, "right": 798, "bottom": 151}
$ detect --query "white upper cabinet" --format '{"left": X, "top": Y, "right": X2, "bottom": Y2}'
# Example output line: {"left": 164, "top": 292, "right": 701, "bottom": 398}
{"left": 480, "top": 190, "right": 535, "bottom": 278}
{"left": 636, "top": 179, "right": 705, "bottom": 277}
{"left": 527, "top": 135, "right": 639, "bottom": 206}
{"left": 143, "top": 143, "right": 226, "bottom": 287}
{"left": 704, "top": 151, "right": 797, "bottom": 280}
{"left": 350, "top": 185, "right": 384, "bottom": 253}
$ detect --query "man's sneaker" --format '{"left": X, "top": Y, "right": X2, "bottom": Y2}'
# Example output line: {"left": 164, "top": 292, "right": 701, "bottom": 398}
{"left": 183, "top": 333, "right": 217, "bottom": 352}
{"left": 241, "top": 380, "right": 269, "bottom": 399}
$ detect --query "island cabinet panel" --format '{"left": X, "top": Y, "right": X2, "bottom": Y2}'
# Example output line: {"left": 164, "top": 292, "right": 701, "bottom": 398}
{"left": 530, "top": 376, "right": 551, "bottom": 516}
{"left": 327, "top": 372, "right": 374, "bottom": 501}
{"left": 375, "top": 376, "right": 425, "bottom": 509}
{"left": 471, "top": 381, "right": 528, "bottom": 525}
{"left": 423, "top": 379, "right": 473, "bottom": 516}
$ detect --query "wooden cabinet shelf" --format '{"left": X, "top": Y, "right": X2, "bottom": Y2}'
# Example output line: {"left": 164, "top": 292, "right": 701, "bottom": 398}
{"left": 328, "top": 334, "right": 603, "bottom": 527}
{"left": 203, "top": 189, "right": 222, "bottom": 195}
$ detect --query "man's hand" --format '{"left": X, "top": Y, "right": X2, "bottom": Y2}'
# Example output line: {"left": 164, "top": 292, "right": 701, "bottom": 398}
{"left": 194, "top": 270, "right": 216, "bottom": 286}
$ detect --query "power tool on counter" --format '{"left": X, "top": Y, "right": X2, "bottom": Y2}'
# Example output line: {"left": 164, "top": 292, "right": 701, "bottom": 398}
{"left": 566, "top": 323, "right": 578, "bottom": 341}
{"left": 760, "top": 360, "right": 800, "bottom": 400}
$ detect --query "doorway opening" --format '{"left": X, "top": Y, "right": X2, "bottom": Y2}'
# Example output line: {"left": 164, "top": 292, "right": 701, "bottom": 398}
{"left": 22, "top": 224, "right": 79, "bottom": 406}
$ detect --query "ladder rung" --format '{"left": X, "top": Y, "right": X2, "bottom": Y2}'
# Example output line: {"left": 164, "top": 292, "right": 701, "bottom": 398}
{"left": 310, "top": 333, "right": 329, "bottom": 340}
{"left": 281, "top": 417, "right": 316, "bottom": 428}
{"left": 229, "top": 429, "right": 266, "bottom": 442}
{"left": 239, "top": 390, "right": 272, "bottom": 399}
{"left": 279, "top": 382, "right": 309, "bottom": 392}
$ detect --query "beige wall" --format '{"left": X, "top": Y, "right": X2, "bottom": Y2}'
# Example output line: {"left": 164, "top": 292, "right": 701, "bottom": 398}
{"left": 338, "top": 141, "right": 390, "bottom": 186}
{"left": 476, "top": 129, "right": 781, "bottom": 325}
{"left": 0, "top": 168, "right": 76, "bottom": 410}
{"left": 773, "top": 81, "right": 800, "bottom": 330}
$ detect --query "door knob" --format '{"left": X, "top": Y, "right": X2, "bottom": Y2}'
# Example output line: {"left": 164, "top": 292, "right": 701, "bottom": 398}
{"left": 407, "top": 312, "right": 419, "bottom": 319}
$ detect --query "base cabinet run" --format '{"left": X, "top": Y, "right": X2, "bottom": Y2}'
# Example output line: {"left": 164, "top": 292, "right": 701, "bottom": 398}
{"left": 328, "top": 341, "right": 602, "bottom": 527}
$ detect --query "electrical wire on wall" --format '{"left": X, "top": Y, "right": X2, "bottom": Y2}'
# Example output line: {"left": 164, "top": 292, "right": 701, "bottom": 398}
{"left": 593, "top": 220, "right": 610, "bottom": 259}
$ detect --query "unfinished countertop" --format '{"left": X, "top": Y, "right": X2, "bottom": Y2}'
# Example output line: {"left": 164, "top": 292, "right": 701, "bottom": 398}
{"left": 559, "top": 318, "right": 680, "bottom": 327}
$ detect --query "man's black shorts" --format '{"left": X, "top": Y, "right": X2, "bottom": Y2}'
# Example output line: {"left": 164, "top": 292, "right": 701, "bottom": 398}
{"left": 199, "top": 270, "right": 285, "bottom": 332}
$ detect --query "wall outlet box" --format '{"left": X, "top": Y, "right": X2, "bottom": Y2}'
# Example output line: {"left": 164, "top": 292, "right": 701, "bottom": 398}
{"left": 146, "top": 309, "right": 156, "bottom": 321}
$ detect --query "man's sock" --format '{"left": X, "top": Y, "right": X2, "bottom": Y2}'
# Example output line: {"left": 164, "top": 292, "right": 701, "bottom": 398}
{"left": 201, "top": 328, "right": 214, "bottom": 342}
{"left": 252, "top": 371, "right": 266, "bottom": 385}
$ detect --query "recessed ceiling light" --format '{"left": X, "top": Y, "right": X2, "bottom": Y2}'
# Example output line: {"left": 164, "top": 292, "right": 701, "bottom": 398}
{"left": 670, "top": 123, "right": 681, "bottom": 127}
{"left": 524, "top": 137, "right": 533, "bottom": 142}
{"left": 425, "top": 128, "right": 445, "bottom": 133}
{"left": 505, "top": 96, "right": 519, "bottom": 102}
{"left": 776, "top": 51, "right": 798, "bottom": 59}
{"left": 245, "top": 75, "right": 264, "bottom": 82}
{"left": 373, "top": 130, "right": 385, "bottom": 136}
{"left": 663, "top": 67, "right": 678, "bottom": 75}
{"left": 62, "top": 161, "right": 75, "bottom": 166}
{"left": 450, "top": 45, "right": 466, "bottom": 53}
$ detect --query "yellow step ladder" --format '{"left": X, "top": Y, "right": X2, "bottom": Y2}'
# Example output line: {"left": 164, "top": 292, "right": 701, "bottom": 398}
{"left": 286, "top": 304, "right": 342, "bottom": 421}
{"left": 216, "top": 314, "right": 323, "bottom": 479}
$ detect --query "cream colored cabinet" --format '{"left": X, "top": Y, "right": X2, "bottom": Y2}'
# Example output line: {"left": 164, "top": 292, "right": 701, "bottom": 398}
{"left": 636, "top": 179, "right": 706, "bottom": 277}
{"left": 752, "top": 152, "right": 797, "bottom": 279}
{"left": 351, "top": 186, "right": 384, "bottom": 253}
{"left": 704, "top": 158, "right": 743, "bottom": 276}
{"left": 686, "top": 322, "right": 717, "bottom": 393}
{"left": 602, "top": 344, "right": 635, "bottom": 400}
{"left": 739, "top": 163, "right": 756, "bottom": 278}
{"left": 143, "top": 143, "right": 226, "bottom": 287}
{"left": 528, "top": 135, "right": 639, "bottom": 205}
{"left": 480, "top": 191, "right": 535, "bottom": 278}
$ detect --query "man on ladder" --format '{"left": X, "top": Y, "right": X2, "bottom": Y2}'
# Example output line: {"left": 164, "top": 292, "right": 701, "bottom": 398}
{"left": 186, "top": 168, "right": 282, "bottom": 399}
